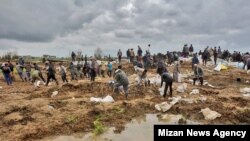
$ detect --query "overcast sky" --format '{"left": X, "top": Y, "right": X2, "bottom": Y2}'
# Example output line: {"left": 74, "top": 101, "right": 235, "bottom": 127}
{"left": 0, "top": 0, "right": 249, "bottom": 57}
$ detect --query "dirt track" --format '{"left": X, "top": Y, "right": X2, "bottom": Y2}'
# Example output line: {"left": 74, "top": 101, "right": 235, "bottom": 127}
{"left": 0, "top": 61, "right": 250, "bottom": 141}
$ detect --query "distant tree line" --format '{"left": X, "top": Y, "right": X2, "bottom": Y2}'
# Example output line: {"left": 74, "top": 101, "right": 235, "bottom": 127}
{"left": 1, "top": 51, "right": 19, "bottom": 60}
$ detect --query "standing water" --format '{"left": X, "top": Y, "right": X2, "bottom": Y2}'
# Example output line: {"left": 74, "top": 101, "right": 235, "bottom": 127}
{"left": 50, "top": 114, "right": 198, "bottom": 141}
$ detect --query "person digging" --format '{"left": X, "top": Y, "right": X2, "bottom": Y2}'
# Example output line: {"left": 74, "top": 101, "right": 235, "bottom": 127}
{"left": 113, "top": 66, "right": 129, "bottom": 100}
{"left": 193, "top": 64, "right": 204, "bottom": 86}
{"left": 161, "top": 71, "right": 173, "bottom": 97}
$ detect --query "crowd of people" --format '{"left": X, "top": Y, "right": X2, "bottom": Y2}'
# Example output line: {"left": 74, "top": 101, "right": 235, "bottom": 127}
{"left": 1, "top": 44, "right": 249, "bottom": 100}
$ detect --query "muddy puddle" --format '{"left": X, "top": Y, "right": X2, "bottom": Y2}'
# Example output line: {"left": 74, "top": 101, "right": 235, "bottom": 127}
{"left": 50, "top": 114, "right": 199, "bottom": 141}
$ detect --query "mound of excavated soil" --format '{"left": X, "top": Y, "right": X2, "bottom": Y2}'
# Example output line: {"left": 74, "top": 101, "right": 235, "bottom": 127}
{"left": 0, "top": 61, "right": 249, "bottom": 141}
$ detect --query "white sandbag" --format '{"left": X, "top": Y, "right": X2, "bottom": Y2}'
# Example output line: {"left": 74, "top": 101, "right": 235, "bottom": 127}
{"left": 48, "top": 105, "right": 54, "bottom": 110}
{"left": 90, "top": 97, "right": 102, "bottom": 102}
{"left": 155, "top": 102, "right": 172, "bottom": 112}
{"left": 155, "top": 75, "right": 161, "bottom": 85}
{"left": 240, "top": 88, "right": 250, "bottom": 93}
{"left": 90, "top": 95, "right": 115, "bottom": 103}
{"left": 200, "top": 108, "right": 221, "bottom": 120}
{"left": 204, "top": 82, "right": 215, "bottom": 88}
{"left": 134, "top": 66, "right": 137, "bottom": 71}
{"left": 135, "top": 76, "right": 140, "bottom": 83}
{"left": 96, "top": 60, "right": 102, "bottom": 65}
{"left": 190, "top": 89, "right": 199, "bottom": 95}
{"left": 34, "top": 81, "right": 41, "bottom": 88}
{"left": 36, "top": 81, "right": 41, "bottom": 87}
{"left": 176, "top": 83, "right": 187, "bottom": 93}
{"left": 200, "top": 96, "right": 207, "bottom": 102}
{"left": 150, "top": 75, "right": 161, "bottom": 85}
{"left": 236, "top": 62, "right": 244, "bottom": 69}
{"left": 101, "top": 95, "right": 115, "bottom": 103}
{"left": 177, "top": 73, "right": 182, "bottom": 83}
{"left": 169, "top": 96, "right": 181, "bottom": 105}
{"left": 155, "top": 96, "right": 181, "bottom": 112}
{"left": 51, "top": 91, "right": 59, "bottom": 98}
{"left": 214, "top": 63, "right": 221, "bottom": 71}
{"left": 187, "top": 79, "right": 193, "bottom": 84}
{"left": 181, "top": 98, "right": 195, "bottom": 104}
{"left": 243, "top": 94, "right": 250, "bottom": 97}
{"left": 108, "top": 80, "right": 115, "bottom": 84}
{"left": 208, "top": 84, "right": 215, "bottom": 88}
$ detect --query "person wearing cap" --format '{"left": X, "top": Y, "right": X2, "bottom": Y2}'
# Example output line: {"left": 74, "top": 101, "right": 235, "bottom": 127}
{"left": 193, "top": 64, "right": 204, "bottom": 86}
{"left": 114, "top": 66, "right": 129, "bottom": 99}
{"left": 2, "top": 63, "right": 12, "bottom": 86}
{"left": 161, "top": 71, "right": 173, "bottom": 97}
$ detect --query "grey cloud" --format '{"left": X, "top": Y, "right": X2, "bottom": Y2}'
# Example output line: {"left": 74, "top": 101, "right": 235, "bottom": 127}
{"left": 0, "top": 0, "right": 250, "bottom": 57}
{"left": 0, "top": 0, "right": 101, "bottom": 42}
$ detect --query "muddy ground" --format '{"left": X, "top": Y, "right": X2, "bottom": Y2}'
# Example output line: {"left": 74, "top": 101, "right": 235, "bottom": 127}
{"left": 0, "top": 61, "right": 249, "bottom": 141}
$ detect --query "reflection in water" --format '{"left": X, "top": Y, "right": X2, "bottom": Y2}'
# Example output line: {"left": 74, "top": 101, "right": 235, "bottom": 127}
{"left": 52, "top": 114, "right": 198, "bottom": 141}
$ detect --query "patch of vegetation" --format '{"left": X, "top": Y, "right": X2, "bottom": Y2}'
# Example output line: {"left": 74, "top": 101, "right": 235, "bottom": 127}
{"left": 93, "top": 118, "right": 105, "bottom": 136}
{"left": 113, "top": 107, "right": 125, "bottom": 114}
{"left": 65, "top": 115, "right": 78, "bottom": 124}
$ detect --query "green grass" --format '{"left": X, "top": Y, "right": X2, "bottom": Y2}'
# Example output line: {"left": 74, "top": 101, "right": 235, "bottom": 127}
{"left": 93, "top": 118, "right": 105, "bottom": 136}
{"left": 113, "top": 107, "right": 125, "bottom": 114}
{"left": 65, "top": 115, "right": 78, "bottom": 124}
